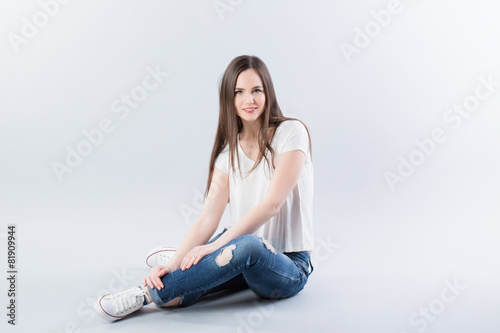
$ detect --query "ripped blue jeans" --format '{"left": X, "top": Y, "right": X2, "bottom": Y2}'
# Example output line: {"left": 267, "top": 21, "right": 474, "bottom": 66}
{"left": 147, "top": 229, "right": 314, "bottom": 307}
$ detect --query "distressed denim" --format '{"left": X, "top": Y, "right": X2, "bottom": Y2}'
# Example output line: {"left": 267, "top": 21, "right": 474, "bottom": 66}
{"left": 147, "top": 229, "right": 313, "bottom": 307}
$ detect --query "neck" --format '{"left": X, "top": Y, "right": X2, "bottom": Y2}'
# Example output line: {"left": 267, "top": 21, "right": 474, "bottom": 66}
{"left": 239, "top": 122, "right": 261, "bottom": 142}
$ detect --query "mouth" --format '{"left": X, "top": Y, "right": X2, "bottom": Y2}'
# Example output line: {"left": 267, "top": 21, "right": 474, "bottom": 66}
{"left": 243, "top": 107, "right": 257, "bottom": 113}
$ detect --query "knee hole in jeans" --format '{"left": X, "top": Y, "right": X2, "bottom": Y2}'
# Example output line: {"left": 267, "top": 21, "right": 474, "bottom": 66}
{"left": 262, "top": 239, "right": 276, "bottom": 254}
{"left": 215, "top": 244, "right": 236, "bottom": 267}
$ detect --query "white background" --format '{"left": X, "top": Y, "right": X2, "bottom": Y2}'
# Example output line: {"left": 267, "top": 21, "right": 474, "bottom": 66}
{"left": 1, "top": 0, "right": 499, "bottom": 332}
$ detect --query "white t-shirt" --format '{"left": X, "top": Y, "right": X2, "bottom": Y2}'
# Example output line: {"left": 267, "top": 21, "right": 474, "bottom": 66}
{"left": 214, "top": 120, "right": 314, "bottom": 253}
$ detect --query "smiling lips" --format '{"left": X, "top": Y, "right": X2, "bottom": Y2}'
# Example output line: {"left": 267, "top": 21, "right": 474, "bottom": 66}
{"left": 243, "top": 107, "right": 257, "bottom": 113}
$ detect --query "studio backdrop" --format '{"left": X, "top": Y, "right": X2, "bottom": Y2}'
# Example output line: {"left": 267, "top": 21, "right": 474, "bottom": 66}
{"left": 0, "top": 0, "right": 499, "bottom": 332}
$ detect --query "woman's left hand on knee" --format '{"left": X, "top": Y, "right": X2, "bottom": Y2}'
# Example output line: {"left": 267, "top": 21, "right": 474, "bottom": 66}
{"left": 180, "top": 243, "right": 219, "bottom": 271}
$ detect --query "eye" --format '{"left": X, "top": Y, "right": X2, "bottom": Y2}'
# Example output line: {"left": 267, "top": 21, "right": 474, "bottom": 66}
{"left": 252, "top": 89, "right": 262, "bottom": 93}
{"left": 235, "top": 90, "right": 242, "bottom": 94}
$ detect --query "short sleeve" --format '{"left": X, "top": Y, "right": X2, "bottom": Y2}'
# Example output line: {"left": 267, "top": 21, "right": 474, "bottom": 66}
{"left": 214, "top": 149, "right": 229, "bottom": 175}
{"left": 279, "top": 121, "right": 310, "bottom": 156}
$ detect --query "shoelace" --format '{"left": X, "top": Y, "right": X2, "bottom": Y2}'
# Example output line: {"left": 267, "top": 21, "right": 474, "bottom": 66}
{"left": 111, "top": 288, "right": 144, "bottom": 315}
{"left": 158, "top": 252, "right": 172, "bottom": 266}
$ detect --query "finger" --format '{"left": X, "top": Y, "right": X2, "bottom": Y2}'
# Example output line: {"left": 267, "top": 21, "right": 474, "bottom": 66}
{"left": 181, "top": 256, "right": 190, "bottom": 270}
{"left": 184, "top": 256, "right": 192, "bottom": 269}
{"left": 186, "top": 256, "right": 195, "bottom": 269}
{"left": 147, "top": 276, "right": 154, "bottom": 289}
{"left": 159, "top": 267, "right": 169, "bottom": 277}
{"left": 153, "top": 272, "right": 162, "bottom": 288}
{"left": 194, "top": 253, "right": 204, "bottom": 266}
{"left": 153, "top": 275, "right": 164, "bottom": 290}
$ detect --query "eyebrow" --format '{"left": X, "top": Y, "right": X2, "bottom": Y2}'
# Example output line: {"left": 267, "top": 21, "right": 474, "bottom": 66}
{"left": 234, "top": 86, "right": 263, "bottom": 90}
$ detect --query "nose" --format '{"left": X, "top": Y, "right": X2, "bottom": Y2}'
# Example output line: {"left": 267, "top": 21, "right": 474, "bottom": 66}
{"left": 245, "top": 92, "right": 254, "bottom": 104}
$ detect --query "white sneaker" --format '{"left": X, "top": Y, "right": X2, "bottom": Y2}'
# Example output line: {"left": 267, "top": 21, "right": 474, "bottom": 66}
{"left": 146, "top": 246, "right": 177, "bottom": 267}
{"left": 94, "top": 286, "right": 148, "bottom": 321}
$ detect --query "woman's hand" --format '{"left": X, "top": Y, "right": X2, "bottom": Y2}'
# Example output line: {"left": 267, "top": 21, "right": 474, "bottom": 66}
{"left": 143, "top": 243, "right": 220, "bottom": 291}
{"left": 180, "top": 243, "right": 219, "bottom": 271}
{"left": 143, "top": 265, "right": 172, "bottom": 290}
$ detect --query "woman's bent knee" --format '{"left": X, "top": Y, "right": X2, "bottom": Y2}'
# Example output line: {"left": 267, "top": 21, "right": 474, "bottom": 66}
{"left": 232, "top": 234, "right": 271, "bottom": 254}
{"left": 219, "top": 234, "right": 276, "bottom": 266}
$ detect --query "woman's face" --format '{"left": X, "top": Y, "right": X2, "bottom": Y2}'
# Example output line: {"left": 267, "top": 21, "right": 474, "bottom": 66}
{"left": 234, "top": 69, "right": 266, "bottom": 124}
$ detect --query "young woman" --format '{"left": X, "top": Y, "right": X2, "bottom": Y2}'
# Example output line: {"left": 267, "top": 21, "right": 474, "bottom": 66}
{"left": 94, "top": 55, "right": 315, "bottom": 321}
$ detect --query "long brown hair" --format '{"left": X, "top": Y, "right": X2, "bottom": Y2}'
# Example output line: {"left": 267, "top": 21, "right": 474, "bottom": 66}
{"left": 204, "top": 55, "right": 312, "bottom": 199}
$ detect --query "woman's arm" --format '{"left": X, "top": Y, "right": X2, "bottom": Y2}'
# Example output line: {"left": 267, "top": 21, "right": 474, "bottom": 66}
{"left": 180, "top": 149, "right": 306, "bottom": 270}
{"left": 167, "top": 167, "right": 230, "bottom": 270}
{"left": 144, "top": 167, "right": 230, "bottom": 290}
